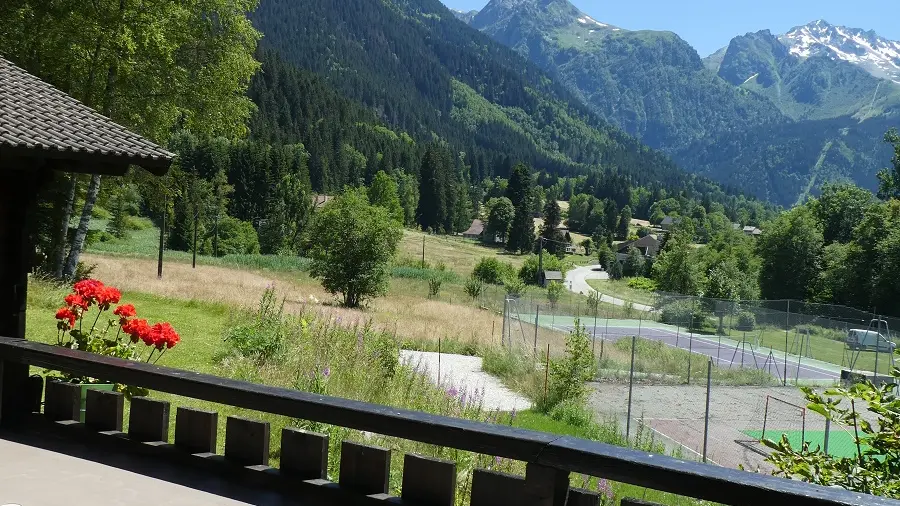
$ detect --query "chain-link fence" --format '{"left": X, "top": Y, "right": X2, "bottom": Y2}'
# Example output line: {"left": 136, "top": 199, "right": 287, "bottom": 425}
{"left": 500, "top": 290, "right": 897, "bottom": 470}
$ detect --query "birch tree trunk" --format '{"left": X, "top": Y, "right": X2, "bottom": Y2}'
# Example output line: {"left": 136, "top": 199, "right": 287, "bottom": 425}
{"left": 62, "top": 174, "right": 101, "bottom": 279}
{"left": 53, "top": 174, "right": 78, "bottom": 279}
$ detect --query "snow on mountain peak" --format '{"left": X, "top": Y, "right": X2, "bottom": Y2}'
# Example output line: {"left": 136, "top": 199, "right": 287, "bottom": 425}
{"left": 780, "top": 20, "right": 900, "bottom": 83}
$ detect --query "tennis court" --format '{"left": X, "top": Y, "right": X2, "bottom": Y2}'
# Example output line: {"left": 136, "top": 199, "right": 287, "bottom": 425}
{"left": 741, "top": 430, "right": 864, "bottom": 458}
{"left": 516, "top": 313, "right": 841, "bottom": 382}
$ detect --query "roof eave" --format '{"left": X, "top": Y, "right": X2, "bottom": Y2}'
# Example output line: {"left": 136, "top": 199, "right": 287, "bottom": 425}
{"left": 0, "top": 145, "right": 172, "bottom": 176}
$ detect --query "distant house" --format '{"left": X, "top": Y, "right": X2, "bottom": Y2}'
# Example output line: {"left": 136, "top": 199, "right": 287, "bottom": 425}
{"left": 630, "top": 218, "right": 651, "bottom": 228}
{"left": 541, "top": 270, "right": 564, "bottom": 288}
{"left": 615, "top": 235, "right": 661, "bottom": 262}
{"left": 660, "top": 216, "right": 682, "bottom": 230}
{"left": 742, "top": 226, "right": 762, "bottom": 237}
{"left": 462, "top": 219, "right": 485, "bottom": 239}
{"left": 732, "top": 223, "right": 742, "bottom": 231}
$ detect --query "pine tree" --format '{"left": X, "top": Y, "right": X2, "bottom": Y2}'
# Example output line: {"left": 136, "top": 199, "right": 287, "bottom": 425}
{"left": 507, "top": 163, "right": 536, "bottom": 253}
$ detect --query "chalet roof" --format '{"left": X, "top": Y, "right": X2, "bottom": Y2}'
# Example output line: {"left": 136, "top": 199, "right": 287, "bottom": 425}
{"left": 660, "top": 216, "right": 682, "bottom": 226}
{"left": 543, "top": 270, "right": 563, "bottom": 281}
{"left": 462, "top": 219, "right": 485, "bottom": 236}
{"left": 617, "top": 234, "right": 661, "bottom": 256}
{"left": 0, "top": 57, "right": 172, "bottom": 174}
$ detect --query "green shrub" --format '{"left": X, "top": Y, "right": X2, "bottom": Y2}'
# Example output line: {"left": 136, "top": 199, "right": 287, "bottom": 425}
{"left": 518, "top": 252, "right": 572, "bottom": 285}
{"left": 473, "top": 257, "right": 516, "bottom": 285}
{"left": 224, "top": 286, "right": 288, "bottom": 363}
{"left": 736, "top": 310, "right": 756, "bottom": 331}
{"left": 464, "top": 277, "right": 485, "bottom": 301}
{"left": 626, "top": 277, "right": 658, "bottom": 292}
{"left": 428, "top": 277, "right": 442, "bottom": 298}
{"left": 659, "top": 300, "right": 706, "bottom": 330}
{"left": 504, "top": 278, "right": 528, "bottom": 298}
{"left": 538, "top": 319, "right": 595, "bottom": 412}
{"left": 202, "top": 215, "right": 260, "bottom": 256}
{"left": 546, "top": 281, "right": 563, "bottom": 308}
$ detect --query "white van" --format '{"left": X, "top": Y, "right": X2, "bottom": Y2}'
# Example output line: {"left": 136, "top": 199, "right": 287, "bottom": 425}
{"left": 846, "top": 329, "right": 896, "bottom": 352}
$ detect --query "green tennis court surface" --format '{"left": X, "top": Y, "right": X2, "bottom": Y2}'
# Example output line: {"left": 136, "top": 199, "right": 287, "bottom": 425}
{"left": 742, "top": 430, "right": 867, "bottom": 458}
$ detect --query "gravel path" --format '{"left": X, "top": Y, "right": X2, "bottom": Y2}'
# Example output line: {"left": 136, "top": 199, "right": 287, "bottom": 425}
{"left": 400, "top": 350, "right": 531, "bottom": 412}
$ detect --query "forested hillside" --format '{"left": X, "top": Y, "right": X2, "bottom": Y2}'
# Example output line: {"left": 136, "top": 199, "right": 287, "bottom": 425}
{"left": 249, "top": 0, "right": 716, "bottom": 194}
{"left": 677, "top": 116, "right": 898, "bottom": 205}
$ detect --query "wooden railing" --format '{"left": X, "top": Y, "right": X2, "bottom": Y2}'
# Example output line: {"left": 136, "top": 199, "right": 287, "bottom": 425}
{"left": 0, "top": 336, "right": 896, "bottom": 506}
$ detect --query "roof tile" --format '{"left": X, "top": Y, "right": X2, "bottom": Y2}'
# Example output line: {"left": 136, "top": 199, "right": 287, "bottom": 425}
{"left": 0, "top": 57, "right": 173, "bottom": 173}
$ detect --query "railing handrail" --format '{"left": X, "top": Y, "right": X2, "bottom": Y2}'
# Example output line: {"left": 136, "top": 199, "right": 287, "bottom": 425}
{"left": 0, "top": 336, "right": 895, "bottom": 506}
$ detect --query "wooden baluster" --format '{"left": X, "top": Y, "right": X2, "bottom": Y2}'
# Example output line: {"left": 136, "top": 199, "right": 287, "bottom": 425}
{"left": 84, "top": 389, "right": 123, "bottom": 432}
{"left": 174, "top": 406, "right": 218, "bottom": 454}
{"left": 401, "top": 454, "right": 456, "bottom": 506}
{"left": 524, "top": 463, "right": 569, "bottom": 506}
{"left": 280, "top": 427, "right": 329, "bottom": 480}
{"left": 567, "top": 488, "right": 601, "bottom": 506}
{"left": 470, "top": 469, "right": 524, "bottom": 506}
{"left": 338, "top": 441, "right": 390, "bottom": 496}
{"left": 128, "top": 397, "right": 170, "bottom": 442}
{"left": 224, "top": 416, "right": 270, "bottom": 467}
{"left": 43, "top": 379, "right": 80, "bottom": 422}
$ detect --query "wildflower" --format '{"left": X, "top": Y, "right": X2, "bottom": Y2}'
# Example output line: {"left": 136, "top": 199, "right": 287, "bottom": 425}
{"left": 55, "top": 307, "right": 77, "bottom": 329}
{"left": 597, "top": 479, "right": 613, "bottom": 501}
{"left": 322, "top": 366, "right": 331, "bottom": 378}
{"left": 493, "top": 456, "right": 502, "bottom": 467}
{"left": 64, "top": 293, "right": 88, "bottom": 311}
{"left": 459, "top": 390, "right": 467, "bottom": 406}
{"left": 446, "top": 386, "right": 459, "bottom": 398}
{"left": 509, "top": 408, "right": 517, "bottom": 425}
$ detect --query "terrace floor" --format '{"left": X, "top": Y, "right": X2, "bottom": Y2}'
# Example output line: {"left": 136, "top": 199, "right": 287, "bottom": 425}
{"left": 0, "top": 429, "right": 300, "bottom": 506}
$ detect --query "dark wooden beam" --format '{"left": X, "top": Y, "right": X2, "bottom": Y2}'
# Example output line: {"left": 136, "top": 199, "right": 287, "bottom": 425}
{"left": 0, "top": 168, "right": 41, "bottom": 426}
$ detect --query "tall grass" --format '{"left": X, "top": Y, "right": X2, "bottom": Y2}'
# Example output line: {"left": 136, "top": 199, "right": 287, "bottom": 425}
{"left": 600, "top": 337, "right": 776, "bottom": 386}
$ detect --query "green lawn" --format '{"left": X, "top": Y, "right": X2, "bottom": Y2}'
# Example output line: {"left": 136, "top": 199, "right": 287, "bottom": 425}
{"left": 586, "top": 278, "right": 658, "bottom": 307}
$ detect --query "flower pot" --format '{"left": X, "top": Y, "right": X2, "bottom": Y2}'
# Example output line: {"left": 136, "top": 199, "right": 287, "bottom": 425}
{"left": 78, "top": 383, "right": 115, "bottom": 422}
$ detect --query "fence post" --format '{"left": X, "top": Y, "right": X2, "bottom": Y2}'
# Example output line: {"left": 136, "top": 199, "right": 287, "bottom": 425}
{"left": 534, "top": 305, "right": 540, "bottom": 357}
{"left": 824, "top": 417, "right": 831, "bottom": 455}
{"left": 626, "top": 334, "right": 637, "bottom": 443}
{"left": 438, "top": 338, "right": 442, "bottom": 387}
{"left": 544, "top": 343, "right": 551, "bottom": 404}
{"left": 687, "top": 297, "right": 695, "bottom": 384}
{"left": 784, "top": 300, "right": 790, "bottom": 387}
{"left": 703, "top": 359, "right": 712, "bottom": 463}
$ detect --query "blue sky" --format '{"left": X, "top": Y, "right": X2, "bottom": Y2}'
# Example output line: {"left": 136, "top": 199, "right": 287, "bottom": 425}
{"left": 441, "top": 0, "right": 900, "bottom": 56}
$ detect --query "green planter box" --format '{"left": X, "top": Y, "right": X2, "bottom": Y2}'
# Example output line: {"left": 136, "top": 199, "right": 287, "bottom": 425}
{"left": 78, "top": 383, "right": 115, "bottom": 422}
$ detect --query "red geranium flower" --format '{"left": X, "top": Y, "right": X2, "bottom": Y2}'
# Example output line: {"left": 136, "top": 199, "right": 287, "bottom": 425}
{"left": 122, "top": 318, "right": 151, "bottom": 344}
{"left": 64, "top": 293, "right": 88, "bottom": 311}
{"left": 55, "top": 307, "right": 77, "bottom": 329}
{"left": 97, "top": 286, "right": 122, "bottom": 309}
{"left": 113, "top": 304, "right": 136, "bottom": 318}
{"left": 73, "top": 279, "right": 105, "bottom": 305}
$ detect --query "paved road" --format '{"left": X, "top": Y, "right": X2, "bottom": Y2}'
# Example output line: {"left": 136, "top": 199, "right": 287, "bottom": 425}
{"left": 564, "top": 264, "right": 655, "bottom": 312}
{"left": 551, "top": 322, "right": 840, "bottom": 382}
